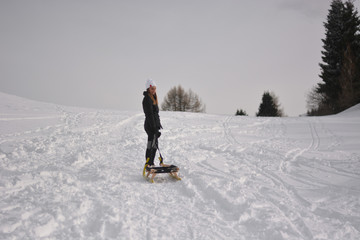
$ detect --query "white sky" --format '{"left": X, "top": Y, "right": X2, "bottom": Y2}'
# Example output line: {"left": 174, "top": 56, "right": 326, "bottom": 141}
{"left": 1, "top": 0, "right": 359, "bottom": 116}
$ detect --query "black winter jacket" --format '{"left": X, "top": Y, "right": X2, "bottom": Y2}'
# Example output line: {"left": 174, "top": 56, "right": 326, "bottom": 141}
{"left": 142, "top": 91, "right": 161, "bottom": 134}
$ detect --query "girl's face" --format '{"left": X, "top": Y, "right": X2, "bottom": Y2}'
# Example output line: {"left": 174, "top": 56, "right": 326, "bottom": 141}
{"left": 149, "top": 86, "right": 157, "bottom": 95}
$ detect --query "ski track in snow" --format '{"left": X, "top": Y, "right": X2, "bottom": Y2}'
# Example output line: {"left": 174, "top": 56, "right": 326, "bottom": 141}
{"left": 0, "top": 93, "right": 360, "bottom": 239}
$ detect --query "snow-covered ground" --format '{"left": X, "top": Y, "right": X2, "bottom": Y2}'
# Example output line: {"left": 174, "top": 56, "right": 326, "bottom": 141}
{"left": 0, "top": 92, "right": 359, "bottom": 240}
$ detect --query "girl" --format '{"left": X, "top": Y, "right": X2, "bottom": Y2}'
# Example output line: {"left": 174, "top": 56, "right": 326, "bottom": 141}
{"left": 142, "top": 79, "right": 162, "bottom": 167}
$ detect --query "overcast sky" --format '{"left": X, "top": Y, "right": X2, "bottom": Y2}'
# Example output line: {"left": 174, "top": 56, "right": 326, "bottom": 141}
{"left": 1, "top": 0, "right": 359, "bottom": 116}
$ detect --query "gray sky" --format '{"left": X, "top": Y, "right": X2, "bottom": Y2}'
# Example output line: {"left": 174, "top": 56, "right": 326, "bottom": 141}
{"left": 1, "top": 0, "right": 359, "bottom": 116}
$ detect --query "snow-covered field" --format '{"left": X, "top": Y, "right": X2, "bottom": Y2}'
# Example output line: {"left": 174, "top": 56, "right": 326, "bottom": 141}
{"left": 0, "top": 92, "right": 359, "bottom": 240}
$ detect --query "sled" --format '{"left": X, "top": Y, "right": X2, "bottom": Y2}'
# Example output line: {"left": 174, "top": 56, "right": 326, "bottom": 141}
{"left": 145, "top": 164, "right": 179, "bottom": 173}
{"left": 143, "top": 157, "right": 181, "bottom": 183}
{"left": 142, "top": 143, "right": 181, "bottom": 183}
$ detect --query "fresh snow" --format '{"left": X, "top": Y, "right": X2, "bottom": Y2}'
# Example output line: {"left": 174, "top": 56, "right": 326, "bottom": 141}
{"left": 0, "top": 92, "right": 359, "bottom": 240}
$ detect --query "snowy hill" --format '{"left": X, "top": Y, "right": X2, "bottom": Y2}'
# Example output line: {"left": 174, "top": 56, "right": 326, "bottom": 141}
{"left": 337, "top": 103, "right": 360, "bottom": 117}
{"left": 1, "top": 92, "right": 360, "bottom": 239}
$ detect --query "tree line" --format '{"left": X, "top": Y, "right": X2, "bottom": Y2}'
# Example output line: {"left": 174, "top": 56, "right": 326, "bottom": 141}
{"left": 161, "top": 85, "right": 284, "bottom": 117}
{"left": 162, "top": 0, "right": 360, "bottom": 117}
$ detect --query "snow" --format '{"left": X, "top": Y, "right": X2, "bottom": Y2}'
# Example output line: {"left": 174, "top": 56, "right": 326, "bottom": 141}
{"left": 0, "top": 92, "right": 360, "bottom": 240}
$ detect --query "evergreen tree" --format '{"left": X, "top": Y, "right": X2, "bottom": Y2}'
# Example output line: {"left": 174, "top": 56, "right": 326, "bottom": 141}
{"left": 317, "top": 0, "right": 345, "bottom": 113}
{"left": 340, "top": 1, "right": 360, "bottom": 108}
{"left": 235, "top": 109, "right": 248, "bottom": 116}
{"left": 315, "top": 0, "right": 360, "bottom": 114}
{"left": 256, "top": 91, "right": 283, "bottom": 117}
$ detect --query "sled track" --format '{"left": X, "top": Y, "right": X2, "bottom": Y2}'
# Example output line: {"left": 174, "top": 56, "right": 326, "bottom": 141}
{"left": 308, "top": 120, "right": 321, "bottom": 151}
{"left": 1, "top": 101, "right": 360, "bottom": 239}
{"left": 220, "top": 116, "right": 320, "bottom": 239}
{"left": 280, "top": 119, "right": 321, "bottom": 173}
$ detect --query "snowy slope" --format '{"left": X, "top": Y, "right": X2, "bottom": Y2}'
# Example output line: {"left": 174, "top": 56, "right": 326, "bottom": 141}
{"left": 1, "top": 92, "right": 360, "bottom": 240}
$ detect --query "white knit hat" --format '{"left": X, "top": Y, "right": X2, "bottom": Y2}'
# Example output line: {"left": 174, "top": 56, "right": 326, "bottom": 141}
{"left": 145, "top": 79, "right": 156, "bottom": 89}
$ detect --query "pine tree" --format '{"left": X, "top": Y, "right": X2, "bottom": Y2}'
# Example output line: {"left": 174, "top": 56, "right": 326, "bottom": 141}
{"left": 315, "top": 0, "right": 360, "bottom": 114}
{"left": 341, "top": 0, "right": 360, "bottom": 107}
{"left": 256, "top": 91, "right": 283, "bottom": 117}
{"left": 317, "top": 0, "right": 345, "bottom": 113}
{"left": 235, "top": 109, "right": 248, "bottom": 116}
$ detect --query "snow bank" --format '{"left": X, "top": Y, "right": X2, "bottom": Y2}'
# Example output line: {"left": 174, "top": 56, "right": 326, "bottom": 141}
{"left": 0, "top": 92, "right": 359, "bottom": 239}
{"left": 337, "top": 103, "right": 360, "bottom": 117}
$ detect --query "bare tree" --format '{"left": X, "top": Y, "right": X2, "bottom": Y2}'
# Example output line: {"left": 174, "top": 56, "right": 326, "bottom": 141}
{"left": 306, "top": 86, "right": 333, "bottom": 116}
{"left": 161, "top": 85, "right": 206, "bottom": 113}
{"left": 186, "top": 89, "right": 206, "bottom": 113}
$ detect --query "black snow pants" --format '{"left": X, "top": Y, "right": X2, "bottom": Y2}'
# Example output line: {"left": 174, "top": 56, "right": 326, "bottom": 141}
{"left": 145, "top": 130, "right": 158, "bottom": 166}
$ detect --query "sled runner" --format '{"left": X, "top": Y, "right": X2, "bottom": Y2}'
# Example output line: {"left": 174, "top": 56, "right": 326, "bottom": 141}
{"left": 142, "top": 146, "right": 181, "bottom": 183}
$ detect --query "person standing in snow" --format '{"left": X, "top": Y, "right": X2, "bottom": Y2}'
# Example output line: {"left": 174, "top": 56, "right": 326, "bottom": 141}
{"left": 142, "top": 79, "right": 162, "bottom": 167}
